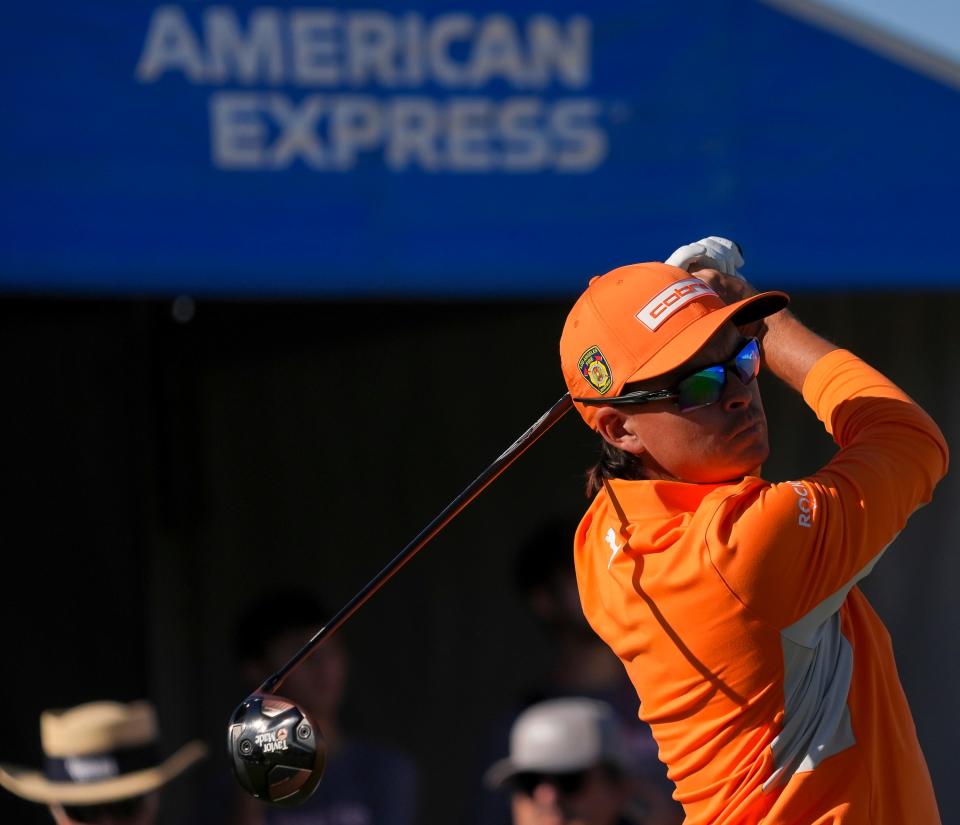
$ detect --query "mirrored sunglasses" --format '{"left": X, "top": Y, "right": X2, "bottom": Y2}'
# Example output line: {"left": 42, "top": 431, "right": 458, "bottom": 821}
{"left": 575, "top": 337, "right": 760, "bottom": 413}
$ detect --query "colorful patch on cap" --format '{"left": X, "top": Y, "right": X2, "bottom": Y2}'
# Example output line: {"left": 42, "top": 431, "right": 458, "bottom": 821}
{"left": 578, "top": 346, "right": 613, "bottom": 394}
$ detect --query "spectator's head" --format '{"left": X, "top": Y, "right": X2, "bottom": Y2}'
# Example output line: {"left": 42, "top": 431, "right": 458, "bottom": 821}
{"left": 233, "top": 588, "right": 347, "bottom": 723}
{"left": 514, "top": 520, "right": 589, "bottom": 636}
{"left": 485, "top": 698, "right": 634, "bottom": 825}
{"left": 0, "top": 700, "right": 206, "bottom": 825}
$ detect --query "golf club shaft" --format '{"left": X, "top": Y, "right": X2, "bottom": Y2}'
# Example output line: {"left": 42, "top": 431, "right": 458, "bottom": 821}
{"left": 258, "top": 392, "right": 574, "bottom": 694}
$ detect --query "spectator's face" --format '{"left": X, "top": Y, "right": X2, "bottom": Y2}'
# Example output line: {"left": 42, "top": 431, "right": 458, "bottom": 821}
{"left": 528, "top": 570, "right": 591, "bottom": 635}
{"left": 596, "top": 324, "right": 769, "bottom": 483}
{"left": 510, "top": 766, "right": 629, "bottom": 825}
{"left": 261, "top": 627, "right": 348, "bottom": 720}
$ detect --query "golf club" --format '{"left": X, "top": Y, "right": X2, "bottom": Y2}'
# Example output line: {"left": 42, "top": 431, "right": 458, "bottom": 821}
{"left": 228, "top": 392, "right": 574, "bottom": 805}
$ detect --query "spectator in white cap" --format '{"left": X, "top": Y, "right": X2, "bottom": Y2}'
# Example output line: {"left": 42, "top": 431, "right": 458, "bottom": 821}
{"left": 485, "top": 698, "right": 642, "bottom": 825}
{"left": 0, "top": 700, "right": 206, "bottom": 825}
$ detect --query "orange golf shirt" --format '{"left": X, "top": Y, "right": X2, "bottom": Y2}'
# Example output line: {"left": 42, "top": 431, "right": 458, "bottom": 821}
{"left": 574, "top": 349, "right": 949, "bottom": 824}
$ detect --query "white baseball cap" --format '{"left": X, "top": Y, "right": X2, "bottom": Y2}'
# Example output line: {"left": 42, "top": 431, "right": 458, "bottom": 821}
{"left": 484, "top": 698, "right": 629, "bottom": 789}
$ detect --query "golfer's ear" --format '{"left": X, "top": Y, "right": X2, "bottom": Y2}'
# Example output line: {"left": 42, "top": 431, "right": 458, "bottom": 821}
{"left": 594, "top": 407, "right": 647, "bottom": 455}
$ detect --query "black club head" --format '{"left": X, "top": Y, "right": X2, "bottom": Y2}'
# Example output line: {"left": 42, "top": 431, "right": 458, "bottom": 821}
{"left": 228, "top": 693, "right": 326, "bottom": 806}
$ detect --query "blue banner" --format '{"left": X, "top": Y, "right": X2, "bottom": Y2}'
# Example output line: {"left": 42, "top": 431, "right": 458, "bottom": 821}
{"left": 2, "top": 1, "right": 959, "bottom": 296}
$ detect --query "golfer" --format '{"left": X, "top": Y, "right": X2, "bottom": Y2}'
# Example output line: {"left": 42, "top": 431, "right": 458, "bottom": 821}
{"left": 558, "top": 238, "right": 949, "bottom": 824}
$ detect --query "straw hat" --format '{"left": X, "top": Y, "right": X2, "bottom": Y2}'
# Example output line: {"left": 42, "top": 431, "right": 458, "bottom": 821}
{"left": 0, "top": 701, "right": 207, "bottom": 805}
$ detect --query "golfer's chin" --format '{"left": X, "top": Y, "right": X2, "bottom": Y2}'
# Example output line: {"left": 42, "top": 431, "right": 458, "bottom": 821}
{"left": 644, "top": 434, "right": 769, "bottom": 484}
{"left": 703, "top": 447, "right": 770, "bottom": 484}
{"left": 726, "top": 429, "right": 770, "bottom": 479}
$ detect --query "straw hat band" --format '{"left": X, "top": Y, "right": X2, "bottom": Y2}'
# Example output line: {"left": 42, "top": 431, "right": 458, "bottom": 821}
{"left": 44, "top": 744, "right": 160, "bottom": 784}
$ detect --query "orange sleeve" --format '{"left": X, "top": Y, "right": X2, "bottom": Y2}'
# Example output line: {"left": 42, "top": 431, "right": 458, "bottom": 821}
{"left": 705, "top": 349, "right": 949, "bottom": 630}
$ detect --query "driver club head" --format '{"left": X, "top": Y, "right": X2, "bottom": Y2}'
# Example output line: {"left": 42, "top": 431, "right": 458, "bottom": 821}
{"left": 228, "top": 693, "right": 326, "bottom": 806}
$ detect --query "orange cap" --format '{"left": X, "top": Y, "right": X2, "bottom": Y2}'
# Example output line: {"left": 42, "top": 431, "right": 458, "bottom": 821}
{"left": 560, "top": 262, "right": 789, "bottom": 428}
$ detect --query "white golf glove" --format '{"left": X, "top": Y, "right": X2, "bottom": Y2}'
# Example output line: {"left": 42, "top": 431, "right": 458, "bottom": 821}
{"left": 665, "top": 236, "right": 744, "bottom": 278}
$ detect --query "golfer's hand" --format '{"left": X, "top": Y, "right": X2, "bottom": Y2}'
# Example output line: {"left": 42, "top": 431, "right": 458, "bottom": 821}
{"left": 689, "top": 268, "right": 765, "bottom": 340}
{"left": 667, "top": 235, "right": 762, "bottom": 331}
{"left": 689, "top": 267, "right": 758, "bottom": 304}
{"left": 665, "top": 236, "right": 744, "bottom": 277}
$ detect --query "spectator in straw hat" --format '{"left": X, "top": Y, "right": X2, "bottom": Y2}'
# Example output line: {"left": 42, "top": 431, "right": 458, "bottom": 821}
{"left": 0, "top": 700, "right": 206, "bottom": 825}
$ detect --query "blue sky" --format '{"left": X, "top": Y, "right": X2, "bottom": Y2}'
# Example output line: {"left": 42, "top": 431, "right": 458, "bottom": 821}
{"left": 762, "top": 0, "right": 960, "bottom": 89}
{"left": 796, "top": 0, "right": 960, "bottom": 64}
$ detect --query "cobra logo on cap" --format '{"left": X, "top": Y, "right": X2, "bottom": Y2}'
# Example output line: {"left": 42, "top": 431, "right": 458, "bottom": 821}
{"left": 636, "top": 278, "right": 718, "bottom": 330}
{"left": 578, "top": 346, "right": 613, "bottom": 394}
